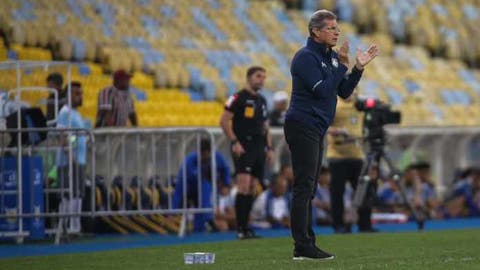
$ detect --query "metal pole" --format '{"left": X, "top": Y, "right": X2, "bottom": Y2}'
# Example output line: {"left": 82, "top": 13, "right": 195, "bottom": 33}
{"left": 150, "top": 133, "right": 156, "bottom": 210}
{"left": 121, "top": 135, "right": 126, "bottom": 210}
{"left": 90, "top": 132, "right": 96, "bottom": 215}
{"left": 136, "top": 134, "right": 141, "bottom": 210}
{"left": 457, "top": 134, "right": 476, "bottom": 169}
{"left": 432, "top": 135, "right": 449, "bottom": 197}
{"left": 181, "top": 133, "right": 188, "bottom": 236}
{"left": 150, "top": 133, "right": 157, "bottom": 209}
{"left": 182, "top": 133, "right": 187, "bottom": 211}
{"left": 196, "top": 133, "right": 201, "bottom": 209}
{"left": 67, "top": 64, "right": 74, "bottom": 232}
{"left": 15, "top": 61, "right": 24, "bottom": 244}
{"left": 45, "top": 125, "right": 52, "bottom": 231}
{"left": 106, "top": 135, "right": 111, "bottom": 211}
{"left": 209, "top": 131, "right": 217, "bottom": 211}
{"left": 166, "top": 133, "right": 172, "bottom": 209}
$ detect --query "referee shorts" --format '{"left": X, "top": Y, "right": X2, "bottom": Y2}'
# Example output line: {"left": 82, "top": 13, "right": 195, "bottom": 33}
{"left": 232, "top": 138, "right": 266, "bottom": 181}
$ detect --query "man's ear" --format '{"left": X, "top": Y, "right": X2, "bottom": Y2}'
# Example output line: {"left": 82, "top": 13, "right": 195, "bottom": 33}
{"left": 312, "top": 28, "right": 321, "bottom": 39}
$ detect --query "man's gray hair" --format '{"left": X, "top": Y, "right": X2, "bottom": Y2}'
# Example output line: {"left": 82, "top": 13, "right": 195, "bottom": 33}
{"left": 308, "top": 9, "right": 337, "bottom": 36}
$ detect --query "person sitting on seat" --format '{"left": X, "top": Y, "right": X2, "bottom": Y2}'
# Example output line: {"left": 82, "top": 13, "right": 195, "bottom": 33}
{"left": 251, "top": 174, "right": 290, "bottom": 229}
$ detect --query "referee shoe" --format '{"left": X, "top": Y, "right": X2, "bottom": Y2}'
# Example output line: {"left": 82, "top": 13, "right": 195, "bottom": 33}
{"left": 293, "top": 247, "right": 335, "bottom": 261}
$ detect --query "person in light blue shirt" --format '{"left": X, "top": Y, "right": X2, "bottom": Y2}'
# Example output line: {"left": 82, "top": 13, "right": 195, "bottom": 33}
{"left": 56, "top": 81, "right": 88, "bottom": 198}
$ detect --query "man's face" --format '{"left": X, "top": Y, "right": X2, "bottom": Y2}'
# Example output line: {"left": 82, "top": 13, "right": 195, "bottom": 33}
{"left": 368, "top": 166, "right": 379, "bottom": 180}
{"left": 47, "top": 80, "right": 61, "bottom": 91}
{"left": 220, "top": 185, "right": 230, "bottom": 196}
{"left": 313, "top": 19, "right": 340, "bottom": 48}
{"left": 418, "top": 168, "right": 430, "bottom": 182}
{"left": 404, "top": 168, "right": 417, "bottom": 184}
{"left": 274, "top": 100, "right": 288, "bottom": 111}
{"left": 201, "top": 149, "right": 212, "bottom": 162}
{"left": 281, "top": 166, "right": 294, "bottom": 186}
{"left": 115, "top": 78, "right": 130, "bottom": 91}
{"left": 273, "top": 177, "right": 288, "bottom": 197}
{"left": 318, "top": 172, "right": 330, "bottom": 186}
{"left": 71, "top": 86, "right": 83, "bottom": 108}
{"left": 247, "top": 71, "right": 266, "bottom": 91}
{"left": 388, "top": 178, "right": 399, "bottom": 191}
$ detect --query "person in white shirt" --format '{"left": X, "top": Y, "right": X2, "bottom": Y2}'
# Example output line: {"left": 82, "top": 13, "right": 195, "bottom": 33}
{"left": 56, "top": 81, "right": 88, "bottom": 233}
{"left": 215, "top": 184, "right": 236, "bottom": 231}
{"left": 251, "top": 174, "right": 290, "bottom": 229}
{"left": 313, "top": 166, "right": 355, "bottom": 229}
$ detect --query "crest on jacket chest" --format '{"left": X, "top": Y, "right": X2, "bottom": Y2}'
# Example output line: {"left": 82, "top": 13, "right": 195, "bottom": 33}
{"left": 332, "top": 58, "right": 338, "bottom": 68}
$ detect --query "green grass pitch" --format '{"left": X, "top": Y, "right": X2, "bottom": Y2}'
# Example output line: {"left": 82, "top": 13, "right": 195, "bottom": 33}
{"left": 2, "top": 229, "right": 479, "bottom": 270}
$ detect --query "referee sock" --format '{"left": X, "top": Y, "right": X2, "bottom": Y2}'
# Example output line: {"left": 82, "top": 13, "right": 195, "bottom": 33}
{"left": 244, "top": 195, "right": 255, "bottom": 227}
{"left": 235, "top": 194, "right": 247, "bottom": 231}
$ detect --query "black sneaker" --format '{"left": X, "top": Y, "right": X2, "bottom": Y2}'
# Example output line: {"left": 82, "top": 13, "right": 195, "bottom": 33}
{"left": 244, "top": 228, "right": 261, "bottom": 239}
{"left": 293, "top": 247, "right": 335, "bottom": 261}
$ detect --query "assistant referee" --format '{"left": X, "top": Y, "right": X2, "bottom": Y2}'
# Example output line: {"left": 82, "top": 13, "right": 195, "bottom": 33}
{"left": 284, "top": 10, "right": 378, "bottom": 260}
{"left": 220, "top": 66, "right": 274, "bottom": 239}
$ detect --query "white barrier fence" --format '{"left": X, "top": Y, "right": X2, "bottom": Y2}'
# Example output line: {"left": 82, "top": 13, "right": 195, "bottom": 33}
{"left": 0, "top": 127, "right": 219, "bottom": 243}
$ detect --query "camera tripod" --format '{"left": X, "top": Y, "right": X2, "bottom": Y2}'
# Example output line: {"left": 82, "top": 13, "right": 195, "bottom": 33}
{"left": 351, "top": 137, "right": 427, "bottom": 231}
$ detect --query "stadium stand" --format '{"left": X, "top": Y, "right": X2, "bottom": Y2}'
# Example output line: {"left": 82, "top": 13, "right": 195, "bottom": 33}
{"left": 0, "top": 0, "right": 479, "bottom": 128}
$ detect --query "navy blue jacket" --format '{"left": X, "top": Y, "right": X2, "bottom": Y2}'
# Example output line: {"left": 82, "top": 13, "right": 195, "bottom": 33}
{"left": 286, "top": 37, "right": 364, "bottom": 135}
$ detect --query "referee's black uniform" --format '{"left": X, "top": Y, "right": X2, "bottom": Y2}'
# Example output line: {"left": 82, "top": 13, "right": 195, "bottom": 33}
{"left": 224, "top": 88, "right": 268, "bottom": 236}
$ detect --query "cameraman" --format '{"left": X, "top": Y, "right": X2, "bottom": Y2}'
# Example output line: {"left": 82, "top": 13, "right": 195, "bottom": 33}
{"left": 327, "top": 93, "right": 375, "bottom": 233}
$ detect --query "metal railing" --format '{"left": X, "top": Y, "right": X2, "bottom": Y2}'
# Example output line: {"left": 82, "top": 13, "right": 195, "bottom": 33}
{"left": 92, "top": 128, "right": 218, "bottom": 237}
{"left": 0, "top": 127, "right": 94, "bottom": 243}
{"left": 0, "top": 127, "right": 220, "bottom": 243}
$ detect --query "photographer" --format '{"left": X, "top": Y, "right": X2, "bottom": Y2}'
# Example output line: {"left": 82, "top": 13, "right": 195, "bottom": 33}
{"left": 327, "top": 93, "right": 376, "bottom": 233}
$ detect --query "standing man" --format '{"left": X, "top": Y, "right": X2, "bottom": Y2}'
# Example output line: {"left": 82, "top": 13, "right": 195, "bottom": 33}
{"left": 46, "top": 72, "right": 65, "bottom": 122}
{"left": 96, "top": 69, "right": 138, "bottom": 127}
{"left": 284, "top": 9, "right": 378, "bottom": 260}
{"left": 56, "top": 81, "right": 88, "bottom": 232}
{"left": 219, "top": 66, "right": 274, "bottom": 239}
{"left": 327, "top": 95, "right": 373, "bottom": 233}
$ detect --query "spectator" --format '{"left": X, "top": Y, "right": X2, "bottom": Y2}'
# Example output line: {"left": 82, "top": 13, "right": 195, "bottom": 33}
{"left": 56, "top": 81, "right": 87, "bottom": 233}
{"left": 215, "top": 183, "right": 236, "bottom": 231}
{"left": 312, "top": 166, "right": 332, "bottom": 225}
{"left": 46, "top": 72, "right": 65, "bottom": 122}
{"left": 402, "top": 163, "right": 428, "bottom": 218}
{"left": 279, "top": 163, "right": 294, "bottom": 193}
{"left": 172, "top": 139, "right": 231, "bottom": 232}
{"left": 312, "top": 166, "right": 355, "bottom": 228}
{"left": 269, "top": 91, "right": 289, "bottom": 127}
{"left": 377, "top": 176, "right": 404, "bottom": 213}
{"left": 444, "top": 167, "right": 480, "bottom": 217}
{"left": 96, "top": 70, "right": 138, "bottom": 127}
{"left": 415, "top": 162, "right": 441, "bottom": 218}
{"left": 251, "top": 174, "right": 290, "bottom": 229}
